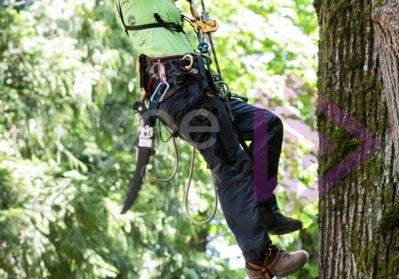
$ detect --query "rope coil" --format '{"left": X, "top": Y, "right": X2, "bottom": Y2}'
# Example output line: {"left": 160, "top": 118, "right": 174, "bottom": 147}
{"left": 145, "top": 123, "right": 218, "bottom": 225}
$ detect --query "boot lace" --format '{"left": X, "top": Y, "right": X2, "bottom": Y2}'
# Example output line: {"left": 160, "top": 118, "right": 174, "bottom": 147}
{"left": 280, "top": 251, "right": 292, "bottom": 260}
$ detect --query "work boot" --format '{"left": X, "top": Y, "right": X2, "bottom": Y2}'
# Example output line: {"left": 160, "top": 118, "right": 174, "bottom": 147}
{"left": 246, "top": 244, "right": 309, "bottom": 279}
{"left": 257, "top": 195, "right": 302, "bottom": 235}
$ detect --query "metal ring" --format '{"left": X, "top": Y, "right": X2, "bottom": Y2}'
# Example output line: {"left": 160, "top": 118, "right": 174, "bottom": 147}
{"left": 179, "top": 53, "right": 194, "bottom": 71}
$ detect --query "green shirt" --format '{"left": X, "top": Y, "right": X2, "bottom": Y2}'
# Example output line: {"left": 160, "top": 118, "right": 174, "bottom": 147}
{"left": 117, "top": 0, "right": 194, "bottom": 57}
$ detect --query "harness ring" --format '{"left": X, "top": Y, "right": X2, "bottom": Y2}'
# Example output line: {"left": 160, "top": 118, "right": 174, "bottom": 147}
{"left": 179, "top": 53, "right": 195, "bottom": 71}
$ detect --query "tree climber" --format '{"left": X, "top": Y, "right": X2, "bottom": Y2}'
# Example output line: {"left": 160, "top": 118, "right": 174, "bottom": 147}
{"left": 115, "top": 0, "right": 309, "bottom": 278}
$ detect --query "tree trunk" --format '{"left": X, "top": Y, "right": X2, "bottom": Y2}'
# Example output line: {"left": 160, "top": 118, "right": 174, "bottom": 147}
{"left": 315, "top": 0, "right": 399, "bottom": 278}
{"left": 373, "top": 1, "right": 399, "bottom": 178}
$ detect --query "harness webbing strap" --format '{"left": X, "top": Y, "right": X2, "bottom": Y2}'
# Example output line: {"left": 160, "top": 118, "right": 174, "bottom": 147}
{"left": 124, "top": 18, "right": 183, "bottom": 33}
{"left": 116, "top": 1, "right": 183, "bottom": 36}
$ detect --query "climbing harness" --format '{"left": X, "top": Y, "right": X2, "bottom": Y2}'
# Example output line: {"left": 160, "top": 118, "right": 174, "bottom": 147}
{"left": 120, "top": 0, "right": 247, "bottom": 224}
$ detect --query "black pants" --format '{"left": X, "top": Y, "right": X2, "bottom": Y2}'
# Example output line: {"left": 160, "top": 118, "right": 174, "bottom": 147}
{"left": 157, "top": 78, "right": 283, "bottom": 266}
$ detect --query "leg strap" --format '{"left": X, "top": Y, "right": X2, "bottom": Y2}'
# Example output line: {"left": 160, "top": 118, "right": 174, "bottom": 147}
{"left": 247, "top": 245, "right": 281, "bottom": 279}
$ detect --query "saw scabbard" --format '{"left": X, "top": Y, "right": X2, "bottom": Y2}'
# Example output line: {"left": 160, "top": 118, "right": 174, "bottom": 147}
{"left": 121, "top": 101, "right": 156, "bottom": 214}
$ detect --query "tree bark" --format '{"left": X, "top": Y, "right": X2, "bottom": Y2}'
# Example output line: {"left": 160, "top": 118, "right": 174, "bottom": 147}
{"left": 373, "top": 1, "right": 399, "bottom": 178}
{"left": 315, "top": 0, "right": 399, "bottom": 278}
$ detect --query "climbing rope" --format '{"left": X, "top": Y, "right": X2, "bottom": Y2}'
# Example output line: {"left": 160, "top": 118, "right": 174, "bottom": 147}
{"left": 145, "top": 136, "right": 179, "bottom": 183}
{"left": 184, "top": 146, "right": 218, "bottom": 225}
{"left": 143, "top": 117, "right": 218, "bottom": 225}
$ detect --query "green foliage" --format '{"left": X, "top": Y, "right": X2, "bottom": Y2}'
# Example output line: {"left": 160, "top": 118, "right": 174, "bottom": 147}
{"left": 0, "top": 0, "right": 318, "bottom": 278}
{"left": 183, "top": 0, "right": 318, "bottom": 99}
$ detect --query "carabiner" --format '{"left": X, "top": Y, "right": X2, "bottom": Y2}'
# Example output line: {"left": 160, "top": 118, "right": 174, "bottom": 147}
{"left": 215, "top": 80, "right": 230, "bottom": 99}
{"left": 150, "top": 82, "right": 170, "bottom": 103}
{"left": 158, "top": 82, "right": 170, "bottom": 102}
{"left": 149, "top": 59, "right": 170, "bottom": 103}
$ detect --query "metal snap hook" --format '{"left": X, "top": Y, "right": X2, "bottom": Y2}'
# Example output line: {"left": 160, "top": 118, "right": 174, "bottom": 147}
{"left": 150, "top": 81, "right": 170, "bottom": 103}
